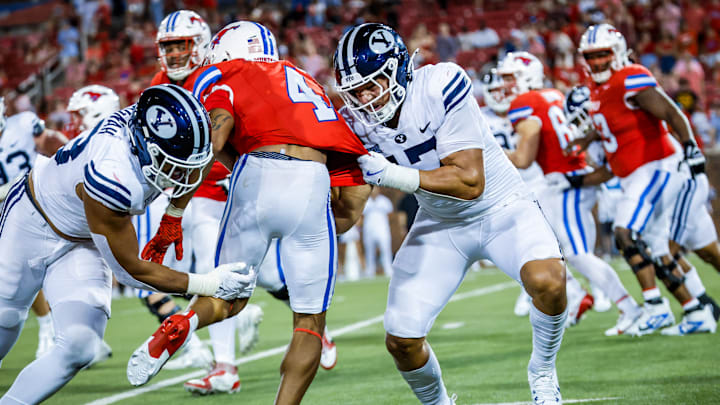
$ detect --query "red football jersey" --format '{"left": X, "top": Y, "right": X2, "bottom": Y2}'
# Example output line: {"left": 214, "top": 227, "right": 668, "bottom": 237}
{"left": 151, "top": 68, "right": 231, "bottom": 201}
{"left": 587, "top": 64, "right": 675, "bottom": 178}
{"left": 508, "top": 88, "right": 586, "bottom": 175}
{"left": 195, "top": 59, "right": 367, "bottom": 187}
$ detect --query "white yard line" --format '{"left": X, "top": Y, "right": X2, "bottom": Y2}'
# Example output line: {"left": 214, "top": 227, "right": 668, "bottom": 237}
{"left": 472, "top": 397, "right": 622, "bottom": 405}
{"left": 87, "top": 281, "right": 517, "bottom": 405}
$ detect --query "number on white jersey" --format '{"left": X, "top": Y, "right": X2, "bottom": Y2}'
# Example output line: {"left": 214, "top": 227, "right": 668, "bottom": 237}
{"left": 284, "top": 66, "right": 337, "bottom": 122}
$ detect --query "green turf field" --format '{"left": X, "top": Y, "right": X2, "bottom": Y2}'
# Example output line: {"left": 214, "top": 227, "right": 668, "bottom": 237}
{"left": 1, "top": 258, "right": 718, "bottom": 404}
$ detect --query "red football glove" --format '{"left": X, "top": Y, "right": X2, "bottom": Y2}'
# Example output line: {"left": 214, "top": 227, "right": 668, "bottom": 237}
{"left": 141, "top": 214, "right": 183, "bottom": 263}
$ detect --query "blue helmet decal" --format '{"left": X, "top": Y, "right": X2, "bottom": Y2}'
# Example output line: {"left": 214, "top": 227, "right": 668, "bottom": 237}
{"left": 565, "top": 85, "right": 590, "bottom": 115}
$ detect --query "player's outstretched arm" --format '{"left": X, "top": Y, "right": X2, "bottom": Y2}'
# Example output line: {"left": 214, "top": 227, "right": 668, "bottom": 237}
{"left": 331, "top": 183, "right": 372, "bottom": 234}
{"left": 209, "top": 108, "right": 236, "bottom": 168}
{"left": 633, "top": 87, "right": 694, "bottom": 145}
{"left": 506, "top": 118, "right": 541, "bottom": 169}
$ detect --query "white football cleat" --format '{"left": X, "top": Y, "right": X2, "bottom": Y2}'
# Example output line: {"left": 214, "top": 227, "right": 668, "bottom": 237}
{"left": 84, "top": 340, "right": 113, "bottom": 369}
{"left": 35, "top": 324, "right": 55, "bottom": 359}
{"left": 320, "top": 330, "right": 337, "bottom": 370}
{"left": 236, "top": 304, "right": 263, "bottom": 354}
{"left": 127, "top": 311, "right": 198, "bottom": 386}
{"left": 627, "top": 298, "right": 675, "bottom": 336}
{"left": 604, "top": 307, "right": 644, "bottom": 336}
{"left": 184, "top": 362, "right": 241, "bottom": 395}
{"left": 661, "top": 304, "right": 717, "bottom": 336}
{"left": 528, "top": 367, "right": 561, "bottom": 404}
{"left": 514, "top": 290, "right": 532, "bottom": 317}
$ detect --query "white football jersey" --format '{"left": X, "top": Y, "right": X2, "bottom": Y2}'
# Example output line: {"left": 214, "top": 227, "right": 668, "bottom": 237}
{"left": 0, "top": 112, "right": 41, "bottom": 185}
{"left": 343, "top": 62, "right": 525, "bottom": 220}
{"left": 32, "top": 106, "right": 160, "bottom": 238}
{"left": 480, "top": 106, "right": 545, "bottom": 189}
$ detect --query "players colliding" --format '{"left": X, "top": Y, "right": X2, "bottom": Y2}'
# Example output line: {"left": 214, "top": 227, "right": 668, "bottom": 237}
{"left": 0, "top": 84, "right": 256, "bottom": 403}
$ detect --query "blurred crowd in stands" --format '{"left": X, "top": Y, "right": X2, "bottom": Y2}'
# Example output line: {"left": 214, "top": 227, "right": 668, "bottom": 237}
{"left": 1, "top": 0, "right": 720, "bottom": 144}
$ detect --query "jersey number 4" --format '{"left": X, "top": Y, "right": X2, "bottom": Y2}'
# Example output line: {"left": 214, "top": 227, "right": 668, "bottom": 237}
{"left": 285, "top": 66, "right": 338, "bottom": 122}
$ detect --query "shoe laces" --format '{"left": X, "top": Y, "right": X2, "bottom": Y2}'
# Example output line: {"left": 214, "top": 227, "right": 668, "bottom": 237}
{"left": 531, "top": 370, "right": 559, "bottom": 401}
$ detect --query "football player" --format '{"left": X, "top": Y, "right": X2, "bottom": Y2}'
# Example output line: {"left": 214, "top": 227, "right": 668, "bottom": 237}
{"left": 567, "top": 84, "right": 720, "bottom": 323}
{"left": 0, "top": 84, "right": 252, "bottom": 403}
{"left": 499, "top": 53, "right": 644, "bottom": 335}
{"left": 335, "top": 24, "right": 567, "bottom": 404}
{"left": 577, "top": 24, "right": 716, "bottom": 335}
{"left": 126, "top": 21, "right": 369, "bottom": 405}
{"left": 481, "top": 71, "right": 594, "bottom": 324}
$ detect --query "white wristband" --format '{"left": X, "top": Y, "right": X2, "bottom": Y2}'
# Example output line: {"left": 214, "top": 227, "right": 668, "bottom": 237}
{"left": 165, "top": 203, "right": 184, "bottom": 218}
{"left": 186, "top": 272, "right": 220, "bottom": 296}
{"left": 383, "top": 164, "right": 420, "bottom": 194}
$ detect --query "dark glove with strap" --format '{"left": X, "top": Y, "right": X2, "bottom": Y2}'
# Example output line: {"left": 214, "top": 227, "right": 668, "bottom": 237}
{"left": 682, "top": 140, "right": 705, "bottom": 178}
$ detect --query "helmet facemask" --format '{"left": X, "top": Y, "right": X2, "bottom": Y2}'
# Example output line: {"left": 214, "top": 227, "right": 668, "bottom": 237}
{"left": 137, "top": 124, "right": 212, "bottom": 198}
{"left": 337, "top": 58, "right": 406, "bottom": 127}
{"left": 581, "top": 49, "right": 616, "bottom": 83}
{"left": 482, "top": 72, "right": 510, "bottom": 114}
{"left": 158, "top": 37, "right": 204, "bottom": 81}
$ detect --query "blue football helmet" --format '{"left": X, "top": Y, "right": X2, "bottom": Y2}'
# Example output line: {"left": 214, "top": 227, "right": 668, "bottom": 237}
{"left": 564, "top": 86, "right": 593, "bottom": 136}
{"left": 130, "top": 84, "right": 213, "bottom": 197}
{"left": 334, "top": 23, "right": 414, "bottom": 126}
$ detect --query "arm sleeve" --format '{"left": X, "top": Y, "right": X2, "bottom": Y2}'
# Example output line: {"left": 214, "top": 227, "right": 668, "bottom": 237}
{"left": 428, "top": 63, "right": 486, "bottom": 159}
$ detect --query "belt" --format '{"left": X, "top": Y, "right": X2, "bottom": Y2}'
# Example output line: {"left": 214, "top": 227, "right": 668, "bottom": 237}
{"left": 25, "top": 172, "right": 91, "bottom": 243}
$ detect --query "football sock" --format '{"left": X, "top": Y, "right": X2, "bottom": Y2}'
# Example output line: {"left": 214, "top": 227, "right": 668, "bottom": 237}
{"left": 642, "top": 287, "right": 662, "bottom": 304}
{"left": 683, "top": 267, "right": 706, "bottom": 297}
{"left": 36, "top": 313, "right": 52, "bottom": 330}
{"left": 399, "top": 344, "right": 451, "bottom": 405}
{"left": 208, "top": 317, "right": 236, "bottom": 365}
{"left": 568, "top": 253, "right": 637, "bottom": 306}
{"left": 3, "top": 302, "right": 106, "bottom": 404}
{"left": 528, "top": 304, "right": 566, "bottom": 373}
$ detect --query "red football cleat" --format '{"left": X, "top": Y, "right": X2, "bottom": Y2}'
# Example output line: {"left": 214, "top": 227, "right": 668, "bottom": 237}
{"left": 184, "top": 362, "right": 241, "bottom": 395}
{"left": 127, "top": 311, "right": 198, "bottom": 386}
{"left": 320, "top": 331, "right": 337, "bottom": 370}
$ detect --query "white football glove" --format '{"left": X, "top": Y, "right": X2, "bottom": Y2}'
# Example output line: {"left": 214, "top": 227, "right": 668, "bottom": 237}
{"left": 214, "top": 262, "right": 257, "bottom": 300}
{"left": 186, "top": 262, "right": 257, "bottom": 300}
{"left": 357, "top": 151, "right": 420, "bottom": 193}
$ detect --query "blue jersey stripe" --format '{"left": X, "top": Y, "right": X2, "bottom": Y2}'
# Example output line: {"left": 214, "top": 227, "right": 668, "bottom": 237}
{"left": 442, "top": 72, "right": 462, "bottom": 95}
{"left": 89, "top": 161, "right": 132, "bottom": 197}
{"left": 84, "top": 184, "right": 125, "bottom": 212}
{"left": 627, "top": 170, "right": 660, "bottom": 230}
{"left": 446, "top": 85, "right": 471, "bottom": 113}
{"left": 671, "top": 179, "right": 693, "bottom": 241}
{"left": 574, "top": 188, "right": 588, "bottom": 253}
{"left": 84, "top": 165, "right": 131, "bottom": 210}
{"left": 638, "top": 172, "right": 670, "bottom": 233}
{"left": 443, "top": 77, "right": 468, "bottom": 110}
{"left": 562, "top": 189, "right": 578, "bottom": 255}
{"left": 0, "top": 179, "right": 25, "bottom": 237}
{"left": 626, "top": 74, "right": 651, "bottom": 80}
{"left": 322, "top": 192, "right": 336, "bottom": 311}
{"left": 625, "top": 82, "right": 656, "bottom": 90}
{"left": 192, "top": 67, "right": 222, "bottom": 99}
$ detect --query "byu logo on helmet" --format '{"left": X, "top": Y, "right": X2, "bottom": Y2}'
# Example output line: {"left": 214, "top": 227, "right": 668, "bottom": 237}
{"left": 369, "top": 29, "right": 395, "bottom": 54}
{"left": 146, "top": 105, "right": 177, "bottom": 139}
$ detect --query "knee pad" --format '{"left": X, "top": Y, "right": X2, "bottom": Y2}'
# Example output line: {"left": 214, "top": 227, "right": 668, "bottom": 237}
{"left": 0, "top": 307, "right": 28, "bottom": 329}
{"left": 141, "top": 295, "right": 181, "bottom": 323}
{"left": 616, "top": 231, "right": 653, "bottom": 273}
{"left": 267, "top": 285, "right": 289, "bottom": 301}
{"left": 653, "top": 259, "right": 685, "bottom": 292}
{"left": 60, "top": 324, "right": 100, "bottom": 368}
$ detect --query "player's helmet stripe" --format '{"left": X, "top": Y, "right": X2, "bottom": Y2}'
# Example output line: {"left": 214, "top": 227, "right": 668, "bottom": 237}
{"left": 160, "top": 85, "right": 207, "bottom": 155}
{"left": 168, "top": 11, "right": 179, "bottom": 32}
{"left": 266, "top": 26, "right": 275, "bottom": 56}
{"left": 251, "top": 22, "right": 269, "bottom": 55}
{"left": 345, "top": 24, "right": 364, "bottom": 75}
{"left": 192, "top": 66, "right": 222, "bottom": 99}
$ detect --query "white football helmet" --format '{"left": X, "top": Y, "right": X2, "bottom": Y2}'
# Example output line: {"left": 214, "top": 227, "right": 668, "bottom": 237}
{"left": 157, "top": 10, "right": 211, "bottom": 81}
{"left": 496, "top": 51, "right": 544, "bottom": 102}
{"left": 205, "top": 21, "right": 278, "bottom": 65}
{"left": 0, "top": 97, "right": 6, "bottom": 134}
{"left": 481, "top": 69, "right": 510, "bottom": 114}
{"left": 578, "top": 24, "right": 629, "bottom": 83}
{"left": 67, "top": 85, "right": 120, "bottom": 135}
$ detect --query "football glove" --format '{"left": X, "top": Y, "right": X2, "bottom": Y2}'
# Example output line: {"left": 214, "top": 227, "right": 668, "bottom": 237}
{"left": 357, "top": 151, "right": 419, "bottom": 193}
{"left": 681, "top": 140, "right": 705, "bottom": 178}
{"left": 141, "top": 214, "right": 183, "bottom": 263}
